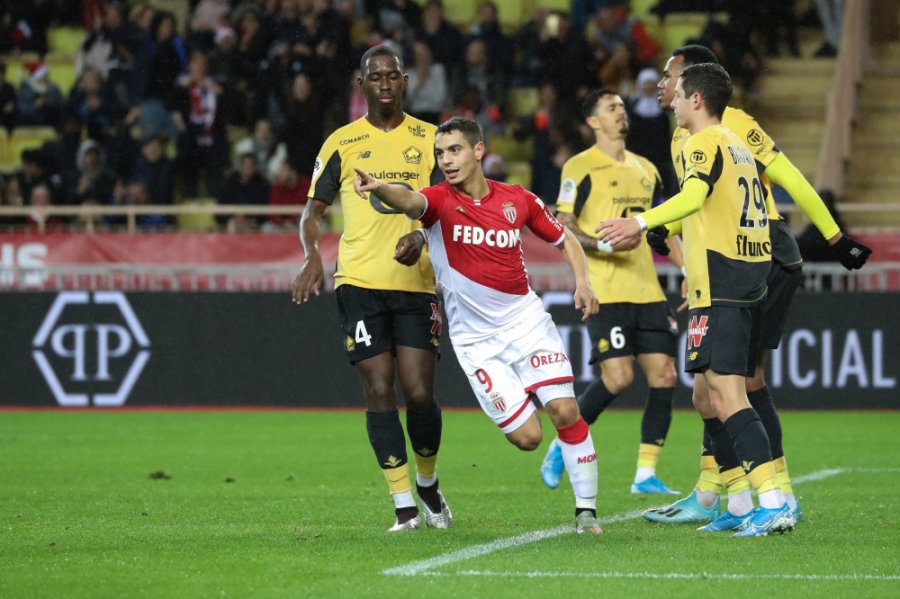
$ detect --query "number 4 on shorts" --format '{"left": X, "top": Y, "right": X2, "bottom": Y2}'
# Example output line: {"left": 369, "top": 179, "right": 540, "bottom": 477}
{"left": 355, "top": 321, "right": 373, "bottom": 347}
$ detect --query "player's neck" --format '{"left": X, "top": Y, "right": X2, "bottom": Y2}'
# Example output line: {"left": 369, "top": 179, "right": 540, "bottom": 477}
{"left": 451, "top": 172, "right": 491, "bottom": 201}
{"left": 687, "top": 113, "right": 721, "bottom": 136}
{"left": 594, "top": 136, "right": 626, "bottom": 162}
{"left": 364, "top": 109, "right": 406, "bottom": 132}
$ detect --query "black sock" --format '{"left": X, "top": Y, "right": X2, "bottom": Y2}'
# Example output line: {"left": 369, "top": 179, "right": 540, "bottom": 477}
{"left": 405, "top": 403, "right": 442, "bottom": 464}
{"left": 702, "top": 426, "right": 714, "bottom": 459}
{"left": 366, "top": 409, "right": 408, "bottom": 471}
{"left": 575, "top": 507, "right": 596, "bottom": 517}
{"left": 747, "top": 387, "right": 784, "bottom": 460}
{"left": 640, "top": 387, "right": 674, "bottom": 446}
{"left": 704, "top": 417, "right": 741, "bottom": 473}
{"left": 578, "top": 378, "right": 617, "bottom": 425}
{"left": 724, "top": 408, "right": 773, "bottom": 473}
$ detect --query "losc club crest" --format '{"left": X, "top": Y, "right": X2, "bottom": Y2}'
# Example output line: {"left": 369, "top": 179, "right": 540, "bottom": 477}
{"left": 501, "top": 201, "right": 517, "bottom": 224}
{"left": 32, "top": 292, "right": 150, "bottom": 407}
{"left": 490, "top": 392, "right": 506, "bottom": 413}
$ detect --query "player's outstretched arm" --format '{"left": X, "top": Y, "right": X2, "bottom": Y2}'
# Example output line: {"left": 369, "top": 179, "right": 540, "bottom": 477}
{"left": 292, "top": 199, "right": 329, "bottom": 304}
{"left": 353, "top": 167, "right": 427, "bottom": 220}
{"left": 764, "top": 153, "right": 872, "bottom": 270}
{"left": 557, "top": 211, "right": 640, "bottom": 254}
{"left": 558, "top": 227, "right": 600, "bottom": 321}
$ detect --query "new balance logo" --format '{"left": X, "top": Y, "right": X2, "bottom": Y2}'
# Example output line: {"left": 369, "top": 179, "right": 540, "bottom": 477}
{"left": 384, "top": 456, "right": 402, "bottom": 467}
{"left": 358, "top": 151, "right": 371, "bottom": 159}
{"left": 687, "top": 315, "right": 709, "bottom": 349}
{"left": 742, "top": 460, "right": 755, "bottom": 472}
{"left": 577, "top": 453, "right": 597, "bottom": 464}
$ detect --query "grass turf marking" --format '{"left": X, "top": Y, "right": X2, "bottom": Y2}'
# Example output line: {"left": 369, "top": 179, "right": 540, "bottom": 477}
{"left": 382, "top": 467, "right": 860, "bottom": 577}
{"left": 436, "top": 571, "right": 900, "bottom": 581}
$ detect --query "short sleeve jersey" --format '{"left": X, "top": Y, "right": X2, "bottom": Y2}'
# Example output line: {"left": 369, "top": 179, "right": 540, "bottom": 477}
{"left": 556, "top": 146, "right": 666, "bottom": 304}
{"left": 680, "top": 125, "right": 771, "bottom": 309}
{"left": 672, "top": 106, "right": 782, "bottom": 219}
{"left": 417, "top": 180, "right": 566, "bottom": 344}
{"left": 309, "top": 115, "right": 442, "bottom": 293}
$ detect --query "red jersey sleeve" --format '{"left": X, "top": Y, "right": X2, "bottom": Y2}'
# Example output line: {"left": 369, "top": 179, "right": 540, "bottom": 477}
{"left": 524, "top": 191, "right": 566, "bottom": 245}
{"left": 417, "top": 184, "right": 446, "bottom": 228}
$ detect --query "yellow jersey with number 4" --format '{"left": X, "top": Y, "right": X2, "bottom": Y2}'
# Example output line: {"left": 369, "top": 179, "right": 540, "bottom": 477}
{"left": 556, "top": 147, "right": 666, "bottom": 304}
{"left": 680, "top": 125, "right": 771, "bottom": 309}
{"left": 309, "top": 114, "right": 441, "bottom": 293}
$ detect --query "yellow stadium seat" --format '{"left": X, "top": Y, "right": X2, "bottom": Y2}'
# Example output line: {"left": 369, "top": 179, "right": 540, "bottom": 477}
{"left": 495, "top": 0, "right": 526, "bottom": 27}
{"left": 630, "top": 0, "right": 657, "bottom": 18}
{"left": 49, "top": 27, "right": 85, "bottom": 55}
{"left": 443, "top": 0, "right": 478, "bottom": 25}
{"left": 177, "top": 198, "right": 219, "bottom": 231}
{"left": 534, "top": 0, "right": 570, "bottom": 11}
{"left": 8, "top": 127, "right": 57, "bottom": 166}
{"left": 506, "top": 161, "right": 532, "bottom": 188}
{"left": 507, "top": 86, "right": 540, "bottom": 117}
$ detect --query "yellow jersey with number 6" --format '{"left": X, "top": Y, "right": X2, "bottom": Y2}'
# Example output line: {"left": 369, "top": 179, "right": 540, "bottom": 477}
{"left": 680, "top": 125, "right": 771, "bottom": 309}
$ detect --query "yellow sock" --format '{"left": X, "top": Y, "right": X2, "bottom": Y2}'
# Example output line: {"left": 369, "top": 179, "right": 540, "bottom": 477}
{"left": 721, "top": 466, "right": 751, "bottom": 496}
{"left": 747, "top": 461, "right": 779, "bottom": 494}
{"left": 696, "top": 454, "right": 723, "bottom": 494}
{"left": 774, "top": 457, "right": 793, "bottom": 495}
{"left": 637, "top": 443, "right": 662, "bottom": 469}
{"left": 414, "top": 452, "right": 438, "bottom": 479}
{"left": 382, "top": 464, "right": 412, "bottom": 495}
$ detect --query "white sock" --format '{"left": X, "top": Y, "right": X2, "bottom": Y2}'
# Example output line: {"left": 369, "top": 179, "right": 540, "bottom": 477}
{"left": 634, "top": 467, "right": 655, "bottom": 483}
{"left": 758, "top": 488, "right": 786, "bottom": 510}
{"left": 694, "top": 487, "right": 720, "bottom": 510}
{"left": 783, "top": 492, "right": 797, "bottom": 511}
{"left": 559, "top": 431, "right": 598, "bottom": 510}
{"left": 392, "top": 490, "right": 416, "bottom": 510}
{"left": 726, "top": 490, "right": 754, "bottom": 517}
{"left": 416, "top": 473, "right": 437, "bottom": 488}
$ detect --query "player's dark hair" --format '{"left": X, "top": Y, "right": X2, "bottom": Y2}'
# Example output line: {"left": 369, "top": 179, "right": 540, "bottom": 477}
{"left": 672, "top": 44, "right": 719, "bottom": 67}
{"left": 680, "top": 63, "right": 732, "bottom": 119}
{"left": 360, "top": 44, "right": 404, "bottom": 75}
{"left": 581, "top": 88, "right": 619, "bottom": 119}
{"left": 436, "top": 117, "right": 484, "bottom": 149}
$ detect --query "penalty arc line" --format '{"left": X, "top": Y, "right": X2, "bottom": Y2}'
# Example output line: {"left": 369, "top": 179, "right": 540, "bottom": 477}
{"left": 383, "top": 467, "right": 860, "bottom": 577}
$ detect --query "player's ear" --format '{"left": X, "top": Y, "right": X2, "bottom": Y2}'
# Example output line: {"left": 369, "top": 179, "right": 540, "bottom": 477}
{"left": 474, "top": 141, "right": 485, "bottom": 161}
{"left": 585, "top": 116, "right": 599, "bottom": 131}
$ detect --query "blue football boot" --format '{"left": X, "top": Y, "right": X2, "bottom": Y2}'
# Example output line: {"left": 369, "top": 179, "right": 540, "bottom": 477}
{"left": 697, "top": 509, "right": 754, "bottom": 532}
{"left": 631, "top": 476, "right": 681, "bottom": 495}
{"left": 642, "top": 490, "right": 721, "bottom": 524}
{"left": 732, "top": 504, "right": 794, "bottom": 537}
{"left": 540, "top": 438, "right": 564, "bottom": 489}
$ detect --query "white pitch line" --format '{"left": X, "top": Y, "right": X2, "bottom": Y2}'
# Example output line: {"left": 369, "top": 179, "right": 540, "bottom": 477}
{"left": 382, "top": 509, "right": 648, "bottom": 577}
{"left": 383, "top": 467, "right": 877, "bottom": 577}
{"left": 444, "top": 571, "right": 900, "bottom": 582}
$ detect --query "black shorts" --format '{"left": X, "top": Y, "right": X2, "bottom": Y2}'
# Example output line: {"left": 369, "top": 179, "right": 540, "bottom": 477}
{"left": 587, "top": 301, "right": 679, "bottom": 364}
{"left": 684, "top": 304, "right": 764, "bottom": 377}
{"left": 760, "top": 261, "right": 803, "bottom": 350}
{"left": 335, "top": 284, "right": 442, "bottom": 365}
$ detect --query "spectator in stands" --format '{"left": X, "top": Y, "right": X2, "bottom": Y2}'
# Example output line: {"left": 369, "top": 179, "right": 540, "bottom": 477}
{"left": 697, "top": 19, "right": 761, "bottom": 93}
{"left": 141, "top": 11, "right": 188, "bottom": 102}
{"left": 415, "top": 1, "right": 465, "bottom": 71}
{"left": 191, "top": 0, "right": 231, "bottom": 51}
{"left": 18, "top": 61, "right": 64, "bottom": 128}
{"left": 168, "top": 51, "right": 229, "bottom": 199}
{"left": 511, "top": 7, "right": 550, "bottom": 86}
{"left": 457, "top": 39, "right": 505, "bottom": 113}
{"left": 27, "top": 185, "right": 66, "bottom": 231}
{"left": 594, "top": 4, "right": 658, "bottom": 66}
{"left": 625, "top": 68, "right": 678, "bottom": 196}
{"left": 106, "top": 178, "right": 168, "bottom": 229}
{"left": 42, "top": 111, "right": 83, "bottom": 176}
{"left": 133, "top": 135, "right": 174, "bottom": 205}
{"left": 406, "top": 41, "right": 448, "bottom": 125}
{"left": 536, "top": 11, "right": 595, "bottom": 97}
{"left": 375, "top": 0, "right": 422, "bottom": 38}
{"left": 72, "top": 140, "right": 117, "bottom": 205}
{"left": 814, "top": 0, "right": 844, "bottom": 57}
{"left": 467, "top": 1, "right": 514, "bottom": 74}
{"left": 482, "top": 151, "right": 508, "bottom": 183}
{"left": 233, "top": 9, "right": 269, "bottom": 125}
{"left": 20, "top": 149, "right": 65, "bottom": 205}
{"left": 0, "top": 61, "right": 17, "bottom": 132}
{"left": 266, "top": 158, "right": 309, "bottom": 230}
{"left": 76, "top": 14, "right": 115, "bottom": 78}
{"left": 124, "top": 4, "right": 155, "bottom": 102}
{"left": 67, "top": 68, "right": 116, "bottom": 139}
{"left": 280, "top": 73, "right": 324, "bottom": 177}
{"left": 760, "top": 0, "right": 800, "bottom": 57}
{"left": 219, "top": 153, "right": 271, "bottom": 229}
{"left": 234, "top": 120, "right": 287, "bottom": 181}
{"left": 11, "top": 0, "right": 52, "bottom": 55}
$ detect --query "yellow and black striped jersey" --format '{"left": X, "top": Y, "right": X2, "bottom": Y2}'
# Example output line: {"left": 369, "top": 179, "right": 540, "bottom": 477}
{"left": 556, "top": 146, "right": 666, "bottom": 304}
{"left": 672, "top": 106, "right": 782, "bottom": 220}
{"left": 680, "top": 125, "right": 771, "bottom": 309}
{"left": 310, "top": 114, "right": 442, "bottom": 293}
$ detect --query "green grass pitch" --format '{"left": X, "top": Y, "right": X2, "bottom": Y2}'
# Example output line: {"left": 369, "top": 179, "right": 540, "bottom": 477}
{"left": 1, "top": 410, "right": 899, "bottom": 598}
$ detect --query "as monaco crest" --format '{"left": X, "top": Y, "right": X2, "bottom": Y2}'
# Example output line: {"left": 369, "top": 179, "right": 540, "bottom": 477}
{"left": 501, "top": 201, "right": 516, "bottom": 224}
{"left": 491, "top": 392, "right": 506, "bottom": 413}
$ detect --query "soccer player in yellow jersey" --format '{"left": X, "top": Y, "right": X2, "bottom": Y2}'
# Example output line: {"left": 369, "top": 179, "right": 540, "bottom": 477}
{"left": 291, "top": 45, "right": 452, "bottom": 532}
{"left": 599, "top": 63, "right": 795, "bottom": 536}
{"left": 641, "top": 45, "right": 872, "bottom": 529}
{"left": 539, "top": 89, "right": 686, "bottom": 495}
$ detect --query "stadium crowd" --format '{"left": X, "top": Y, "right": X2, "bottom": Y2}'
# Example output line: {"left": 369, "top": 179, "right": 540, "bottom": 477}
{"left": 0, "top": 0, "right": 836, "bottom": 231}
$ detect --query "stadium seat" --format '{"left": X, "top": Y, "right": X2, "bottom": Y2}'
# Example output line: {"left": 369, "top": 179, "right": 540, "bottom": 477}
{"left": 48, "top": 27, "right": 85, "bottom": 55}
{"left": 507, "top": 86, "right": 540, "bottom": 117}
{"left": 7, "top": 127, "right": 57, "bottom": 167}
{"left": 495, "top": 0, "right": 526, "bottom": 28}
{"left": 486, "top": 133, "right": 534, "bottom": 162}
{"left": 177, "top": 199, "right": 218, "bottom": 232}
{"left": 630, "top": 0, "right": 658, "bottom": 18}
{"left": 44, "top": 58, "right": 78, "bottom": 94}
{"left": 533, "top": 0, "right": 570, "bottom": 10}
{"left": 506, "top": 161, "right": 532, "bottom": 188}
{"left": 443, "top": 0, "right": 478, "bottom": 25}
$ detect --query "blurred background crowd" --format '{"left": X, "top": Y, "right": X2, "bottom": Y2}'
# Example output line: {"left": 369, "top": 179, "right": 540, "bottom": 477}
{"left": 0, "top": 0, "right": 840, "bottom": 231}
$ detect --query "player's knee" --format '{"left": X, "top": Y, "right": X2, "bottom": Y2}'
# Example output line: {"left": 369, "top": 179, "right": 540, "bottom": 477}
{"left": 362, "top": 381, "right": 397, "bottom": 409}
{"left": 604, "top": 365, "right": 634, "bottom": 395}
{"left": 658, "top": 366, "right": 678, "bottom": 389}
{"left": 509, "top": 430, "right": 542, "bottom": 451}
{"left": 547, "top": 399, "right": 580, "bottom": 429}
{"left": 403, "top": 386, "right": 435, "bottom": 411}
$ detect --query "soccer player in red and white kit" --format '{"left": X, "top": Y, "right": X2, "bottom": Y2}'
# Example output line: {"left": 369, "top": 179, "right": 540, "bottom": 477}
{"left": 353, "top": 117, "right": 605, "bottom": 534}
